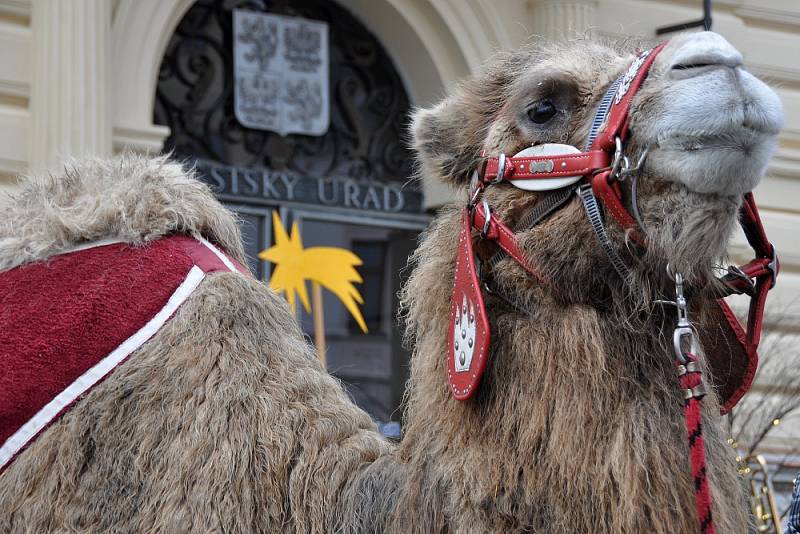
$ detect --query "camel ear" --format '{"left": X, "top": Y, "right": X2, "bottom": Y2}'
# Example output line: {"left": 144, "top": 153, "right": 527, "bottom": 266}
{"left": 411, "top": 95, "right": 483, "bottom": 187}
{"left": 411, "top": 52, "right": 522, "bottom": 186}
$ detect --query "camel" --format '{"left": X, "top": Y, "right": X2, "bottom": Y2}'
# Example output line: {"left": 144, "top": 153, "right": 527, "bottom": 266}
{"left": 0, "top": 31, "right": 784, "bottom": 533}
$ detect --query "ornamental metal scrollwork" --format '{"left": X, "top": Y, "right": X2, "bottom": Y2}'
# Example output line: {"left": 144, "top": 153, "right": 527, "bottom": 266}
{"left": 154, "top": 0, "right": 419, "bottom": 211}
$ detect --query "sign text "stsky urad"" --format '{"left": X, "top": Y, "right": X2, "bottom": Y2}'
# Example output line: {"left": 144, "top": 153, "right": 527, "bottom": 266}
{"left": 195, "top": 160, "right": 423, "bottom": 214}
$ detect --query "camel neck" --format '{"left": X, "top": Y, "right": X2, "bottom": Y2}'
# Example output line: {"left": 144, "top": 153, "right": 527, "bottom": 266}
{"left": 391, "top": 204, "right": 745, "bottom": 532}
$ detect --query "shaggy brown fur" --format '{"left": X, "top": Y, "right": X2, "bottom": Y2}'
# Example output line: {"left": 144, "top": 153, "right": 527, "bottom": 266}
{"left": 1, "top": 34, "right": 779, "bottom": 533}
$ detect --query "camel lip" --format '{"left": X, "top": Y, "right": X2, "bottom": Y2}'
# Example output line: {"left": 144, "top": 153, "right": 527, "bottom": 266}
{"left": 647, "top": 128, "right": 776, "bottom": 195}
{"left": 653, "top": 126, "right": 776, "bottom": 152}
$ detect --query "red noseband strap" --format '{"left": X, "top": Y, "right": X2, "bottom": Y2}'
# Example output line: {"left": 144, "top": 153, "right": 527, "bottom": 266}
{"left": 483, "top": 150, "right": 611, "bottom": 182}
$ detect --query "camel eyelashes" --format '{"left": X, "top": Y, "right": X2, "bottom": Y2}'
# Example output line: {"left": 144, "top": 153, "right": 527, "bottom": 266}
{"left": 527, "top": 100, "right": 558, "bottom": 124}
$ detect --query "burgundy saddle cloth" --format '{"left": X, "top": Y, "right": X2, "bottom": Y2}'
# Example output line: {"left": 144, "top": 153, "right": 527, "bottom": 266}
{"left": 0, "top": 235, "right": 247, "bottom": 473}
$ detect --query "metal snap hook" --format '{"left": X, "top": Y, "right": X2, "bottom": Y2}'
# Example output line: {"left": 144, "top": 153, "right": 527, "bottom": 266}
{"left": 619, "top": 148, "right": 649, "bottom": 178}
{"left": 654, "top": 265, "right": 699, "bottom": 363}
{"left": 673, "top": 327, "right": 695, "bottom": 364}
{"left": 658, "top": 266, "right": 698, "bottom": 363}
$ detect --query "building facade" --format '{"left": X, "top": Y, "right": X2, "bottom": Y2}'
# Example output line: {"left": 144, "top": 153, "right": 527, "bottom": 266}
{"left": 1, "top": 0, "right": 798, "bottom": 498}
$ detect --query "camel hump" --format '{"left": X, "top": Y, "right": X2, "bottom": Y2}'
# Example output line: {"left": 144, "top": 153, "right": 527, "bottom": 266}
{"left": 0, "top": 155, "right": 392, "bottom": 531}
{"left": 0, "top": 267, "right": 386, "bottom": 530}
{"left": 0, "top": 154, "right": 247, "bottom": 272}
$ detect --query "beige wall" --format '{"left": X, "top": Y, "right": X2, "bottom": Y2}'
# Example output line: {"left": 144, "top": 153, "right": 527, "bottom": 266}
{"left": 0, "top": 0, "right": 798, "bottom": 448}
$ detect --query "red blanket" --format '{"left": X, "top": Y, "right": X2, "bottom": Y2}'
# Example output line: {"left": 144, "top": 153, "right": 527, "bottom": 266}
{"left": 0, "top": 236, "right": 246, "bottom": 473}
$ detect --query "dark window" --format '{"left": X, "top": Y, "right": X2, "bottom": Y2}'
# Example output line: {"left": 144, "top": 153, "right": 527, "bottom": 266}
{"left": 350, "top": 241, "right": 386, "bottom": 333}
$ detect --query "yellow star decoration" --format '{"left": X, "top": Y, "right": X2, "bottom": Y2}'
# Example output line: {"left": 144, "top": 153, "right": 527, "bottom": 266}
{"left": 258, "top": 212, "right": 368, "bottom": 333}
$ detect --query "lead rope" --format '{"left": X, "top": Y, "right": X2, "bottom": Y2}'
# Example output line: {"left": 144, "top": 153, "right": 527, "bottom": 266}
{"left": 592, "top": 68, "right": 716, "bottom": 533}
{"left": 679, "top": 354, "right": 716, "bottom": 534}
{"left": 665, "top": 272, "right": 716, "bottom": 534}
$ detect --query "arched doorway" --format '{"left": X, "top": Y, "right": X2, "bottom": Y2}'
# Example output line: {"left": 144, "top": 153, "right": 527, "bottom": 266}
{"left": 154, "top": 0, "right": 426, "bottom": 429}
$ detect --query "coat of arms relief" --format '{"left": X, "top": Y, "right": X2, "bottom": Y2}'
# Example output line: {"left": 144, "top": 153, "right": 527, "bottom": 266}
{"left": 233, "top": 10, "right": 329, "bottom": 136}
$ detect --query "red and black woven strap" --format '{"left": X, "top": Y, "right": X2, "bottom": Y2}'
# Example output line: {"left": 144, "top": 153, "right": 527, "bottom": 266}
{"left": 678, "top": 354, "right": 716, "bottom": 534}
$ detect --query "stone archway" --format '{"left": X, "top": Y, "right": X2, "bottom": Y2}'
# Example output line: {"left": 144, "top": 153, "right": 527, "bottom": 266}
{"left": 111, "top": 0, "right": 502, "bottom": 207}
{"left": 153, "top": 0, "right": 415, "bottom": 188}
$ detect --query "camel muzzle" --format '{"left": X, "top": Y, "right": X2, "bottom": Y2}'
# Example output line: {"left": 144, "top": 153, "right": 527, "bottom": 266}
{"left": 644, "top": 32, "right": 783, "bottom": 195}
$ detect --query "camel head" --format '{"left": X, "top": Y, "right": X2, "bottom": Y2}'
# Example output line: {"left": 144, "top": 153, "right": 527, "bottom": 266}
{"left": 398, "top": 35, "right": 781, "bottom": 530}
{"left": 412, "top": 32, "right": 783, "bottom": 294}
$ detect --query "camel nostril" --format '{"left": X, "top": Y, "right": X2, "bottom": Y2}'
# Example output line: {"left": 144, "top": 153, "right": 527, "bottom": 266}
{"left": 668, "top": 54, "right": 740, "bottom": 79}
{"left": 669, "top": 62, "right": 725, "bottom": 79}
{"left": 672, "top": 63, "right": 714, "bottom": 70}
{"left": 668, "top": 34, "right": 743, "bottom": 78}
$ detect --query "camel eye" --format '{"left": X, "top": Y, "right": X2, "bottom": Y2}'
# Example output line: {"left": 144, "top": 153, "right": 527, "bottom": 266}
{"left": 527, "top": 100, "right": 557, "bottom": 124}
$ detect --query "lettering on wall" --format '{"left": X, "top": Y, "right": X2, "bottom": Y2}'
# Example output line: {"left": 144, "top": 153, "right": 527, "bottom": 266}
{"left": 196, "top": 160, "right": 421, "bottom": 214}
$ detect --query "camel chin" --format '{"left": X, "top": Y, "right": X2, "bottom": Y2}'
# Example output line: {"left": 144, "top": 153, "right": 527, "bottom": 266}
{"left": 632, "top": 31, "right": 783, "bottom": 196}
{"left": 648, "top": 127, "right": 779, "bottom": 195}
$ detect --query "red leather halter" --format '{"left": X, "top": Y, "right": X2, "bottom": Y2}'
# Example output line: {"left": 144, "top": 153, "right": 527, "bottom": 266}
{"left": 462, "top": 42, "right": 776, "bottom": 406}
{"left": 447, "top": 42, "right": 778, "bottom": 534}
